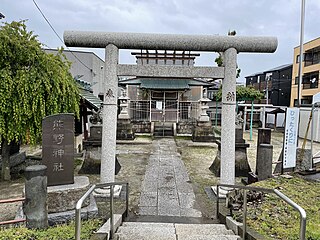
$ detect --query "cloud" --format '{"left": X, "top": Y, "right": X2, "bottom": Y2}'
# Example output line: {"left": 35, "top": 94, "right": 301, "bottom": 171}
{"left": 2, "top": 0, "right": 320, "bottom": 82}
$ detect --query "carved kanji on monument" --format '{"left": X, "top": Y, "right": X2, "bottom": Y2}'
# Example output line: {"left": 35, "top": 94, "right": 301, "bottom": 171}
{"left": 42, "top": 113, "right": 74, "bottom": 186}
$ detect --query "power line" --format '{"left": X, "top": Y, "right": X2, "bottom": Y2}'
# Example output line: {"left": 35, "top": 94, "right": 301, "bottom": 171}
{"left": 32, "top": 0, "right": 95, "bottom": 74}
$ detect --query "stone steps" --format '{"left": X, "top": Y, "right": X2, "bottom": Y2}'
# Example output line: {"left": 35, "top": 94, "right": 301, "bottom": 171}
{"left": 115, "top": 222, "right": 240, "bottom": 240}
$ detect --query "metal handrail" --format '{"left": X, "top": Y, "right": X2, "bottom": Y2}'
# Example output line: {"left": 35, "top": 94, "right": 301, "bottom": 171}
{"left": 0, "top": 197, "right": 26, "bottom": 225}
{"left": 216, "top": 184, "right": 306, "bottom": 240}
{"left": 75, "top": 181, "right": 129, "bottom": 240}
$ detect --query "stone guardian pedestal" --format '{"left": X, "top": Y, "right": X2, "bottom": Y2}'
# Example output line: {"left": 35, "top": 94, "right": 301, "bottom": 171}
{"left": 117, "top": 93, "right": 135, "bottom": 140}
{"left": 192, "top": 97, "right": 215, "bottom": 142}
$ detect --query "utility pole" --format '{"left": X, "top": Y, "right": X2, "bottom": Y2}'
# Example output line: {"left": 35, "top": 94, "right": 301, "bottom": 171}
{"left": 297, "top": 0, "right": 305, "bottom": 106}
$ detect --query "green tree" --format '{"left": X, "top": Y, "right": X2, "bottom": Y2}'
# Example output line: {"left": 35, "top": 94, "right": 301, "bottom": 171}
{"left": 214, "top": 86, "right": 264, "bottom": 101}
{"left": 0, "top": 21, "right": 79, "bottom": 180}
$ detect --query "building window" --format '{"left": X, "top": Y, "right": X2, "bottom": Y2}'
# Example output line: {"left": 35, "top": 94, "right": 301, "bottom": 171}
{"left": 302, "top": 71, "right": 319, "bottom": 89}
{"left": 304, "top": 49, "right": 320, "bottom": 67}
{"left": 296, "top": 55, "right": 300, "bottom": 63}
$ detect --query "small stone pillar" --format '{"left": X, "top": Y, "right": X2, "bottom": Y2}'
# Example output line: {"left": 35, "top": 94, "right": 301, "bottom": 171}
{"left": 257, "top": 128, "right": 271, "bottom": 146}
{"left": 192, "top": 97, "right": 215, "bottom": 142}
{"left": 24, "top": 165, "right": 48, "bottom": 229}
{"left": 256, "top": 144, "right": 273, "bottom": 180}
{"left": 256, "top": 128, "right": 272, "bottom": 176}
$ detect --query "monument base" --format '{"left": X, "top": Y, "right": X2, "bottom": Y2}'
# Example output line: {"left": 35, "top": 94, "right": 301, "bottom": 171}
{"left": 211, "top": 186, "right": 232, "bottom": 199}
{"left": 93, "top": 185, "right": 123, "bottom": 200}
{"left": 209, "top": 140, "right": 251, "bottom": 177}
{"left": 47, "top": 176, "right": 91, "bottom": 213}
{"left": 192, "top": 121, "right": 215, "bottom": 142}
{"left": 117, "top": 119, "right": 135, "bottom": 140}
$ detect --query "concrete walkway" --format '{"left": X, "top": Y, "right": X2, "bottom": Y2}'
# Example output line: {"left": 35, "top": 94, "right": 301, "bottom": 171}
{"left": 138, "top": 138, "right": 202, "bottom": 217}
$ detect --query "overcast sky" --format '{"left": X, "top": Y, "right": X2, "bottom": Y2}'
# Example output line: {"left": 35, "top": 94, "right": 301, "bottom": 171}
{"left": 2, "top": 0, "right": 320, "bottom": 83}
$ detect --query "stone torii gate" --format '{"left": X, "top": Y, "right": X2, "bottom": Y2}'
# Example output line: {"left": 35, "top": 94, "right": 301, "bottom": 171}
{"left": 64, "top": 31, "right": 277, "bottom": 190}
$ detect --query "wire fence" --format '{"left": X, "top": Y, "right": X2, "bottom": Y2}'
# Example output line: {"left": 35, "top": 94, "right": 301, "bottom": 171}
{"left": 128, "top": 100, "right": 200, "bottom": 122}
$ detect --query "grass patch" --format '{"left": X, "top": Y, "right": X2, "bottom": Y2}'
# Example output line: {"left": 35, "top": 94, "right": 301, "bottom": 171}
{"left": 174, "top": 135, "right": 192, "bottom": 140}
{"left": 0, "top": 218, "right": 102, "bottom": 240}
{"left": 236, "top": 176, "right": 320, "bottom": 240}
{"left": 178, "top": 143, "right": 218, "bottom": 218}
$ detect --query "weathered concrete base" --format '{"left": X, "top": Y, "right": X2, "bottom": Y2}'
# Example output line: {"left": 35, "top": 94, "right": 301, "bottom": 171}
{"left": 48, "top": 194, "right": 98, "bottom": 226}
{"left": 93, "top": 185, "right": 123, "bottom": 199}
{"left": 192, "top": 122, "right": 215, "bottom": 142}
{"left": 295, "top": 148, "right": 312, "bottom": 171}
{"left": 211, "top": 186, "right": 230, "bottom": 198}
{"left": 210, "top": 141, "right": 251, "bottom": 177}
{"left": 117, "top": 119, "right": 135, "bottom": 140}
{"left": 47, "top": 176, "right": 90, "bottom": 213}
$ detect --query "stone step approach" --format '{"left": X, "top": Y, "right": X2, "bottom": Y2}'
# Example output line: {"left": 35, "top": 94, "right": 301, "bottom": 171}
{"left": 138, "top": 138, "right": 201, "bottom": 217}
{"left": 115, "top": 222, "right": 240, "bottom": 240}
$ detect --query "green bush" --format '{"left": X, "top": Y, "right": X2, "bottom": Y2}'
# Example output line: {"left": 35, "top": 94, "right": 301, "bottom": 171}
{"left": 0, "top": 219, "right": 102, "bottom": 240}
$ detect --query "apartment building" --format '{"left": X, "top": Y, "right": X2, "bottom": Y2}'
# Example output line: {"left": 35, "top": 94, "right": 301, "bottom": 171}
{"left": 291, "top": 37, "right": 320, "bottom": 106}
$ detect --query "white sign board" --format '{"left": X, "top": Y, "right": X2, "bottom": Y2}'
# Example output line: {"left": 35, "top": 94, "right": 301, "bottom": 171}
{"left": 156, "top": 101, "right": 163, "bottom": 110}
{"left": 312, "top": 92, "right": 320, "bottom": 104}
{"left": 283, "top": 108, "right": 300, "bottom": 168}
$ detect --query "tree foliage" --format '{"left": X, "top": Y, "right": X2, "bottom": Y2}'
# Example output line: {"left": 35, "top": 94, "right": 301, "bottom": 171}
{"left": 0, "top": 21, "right": 80, "bottom": 180}
{"left": 214, "top": 86, "right": 264, "bottom": 101}
{"left": 0, "top": 21, "right": 79, "bottom": 145}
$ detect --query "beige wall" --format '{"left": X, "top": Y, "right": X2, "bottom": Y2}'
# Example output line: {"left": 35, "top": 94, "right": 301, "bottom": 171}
{"left": 291, "top": 37, "right": 320, "bottom": 106}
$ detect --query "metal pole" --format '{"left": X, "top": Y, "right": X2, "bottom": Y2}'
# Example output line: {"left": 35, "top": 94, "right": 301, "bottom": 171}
{"left": 250, "top": 101, "right": 254, "bottom": 141}
{"left": 266, "top": 76, "right": 269, "bottom": 105}
{"left": 310, "top": 104, "right": 315, "bottom": 170}
{"left": 262, "top": 106, "right": 266, "bottom": 128}
{"left": 243, "top": 189, "right": 248, "bottom": 240}
{"left": 126, "top": 183, "right": 129, "bottom": 218}
{"left": 215, "top": 97, "right": 218, "bottom": 127}
{"left": 75, "top": 184, "right": 96, "bottom": 240}
{"left": 110, "top": 185, "right": 114, "bottom": 239}
{"left": 243, "top": 106, "right": 247, "bottom": 133}
{"left": 216, "top": 185, "right": 220, "bottom": 219}
{"left": 297, "top": 0, "right": 306, "bottom": 106}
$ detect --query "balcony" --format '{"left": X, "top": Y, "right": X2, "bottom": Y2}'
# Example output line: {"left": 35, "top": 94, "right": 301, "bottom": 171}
{"left": 302, "top": 71, "right": 319, "bottom": 89}
{"left": 304, "top": 47, "right": 320, "bottom": 67}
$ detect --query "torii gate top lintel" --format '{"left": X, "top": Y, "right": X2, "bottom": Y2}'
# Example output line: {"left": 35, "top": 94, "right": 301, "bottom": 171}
{"left": 64, "top": 31, "right": 277, "bottom": 53}
{"left": 66, "top": 30, "right": 278, "bottom": 188}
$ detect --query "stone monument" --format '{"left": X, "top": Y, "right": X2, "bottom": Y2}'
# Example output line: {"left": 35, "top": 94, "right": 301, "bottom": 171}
{"left": 41, "top": 113, "right": 97, "bottom": 224}
{"left": 42, "top": 113, "right": 74, "bottom": 186}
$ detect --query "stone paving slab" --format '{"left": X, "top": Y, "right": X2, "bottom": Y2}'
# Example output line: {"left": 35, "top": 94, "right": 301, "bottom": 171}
{"left": 180, "top": 208, "right": 202, "bottom": 218}
{"left": 138, "top": 206, "right": 157, "bottom": 215}
{"left": 139, "top": 192, "right": 157, "bottom": 207}
{"left": 116, "top": 233, "right": 176, "bottom": 240}
{"left": 177, "top": 235, "right": 240, "bottom": 240}
{"left": 138, "top": 138, "right": 201, "bottom": 217}
{"left": 122, "top": 222, "right": 174, "bottom": 227}
{"left": 178, "top": 193, "right": 196, "bottom": 208}
{"left": 175, "top": 223, "right": 234, "bottom": 235}
{"left": 117, "top": 226, "right": 176, "bottom": 235}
